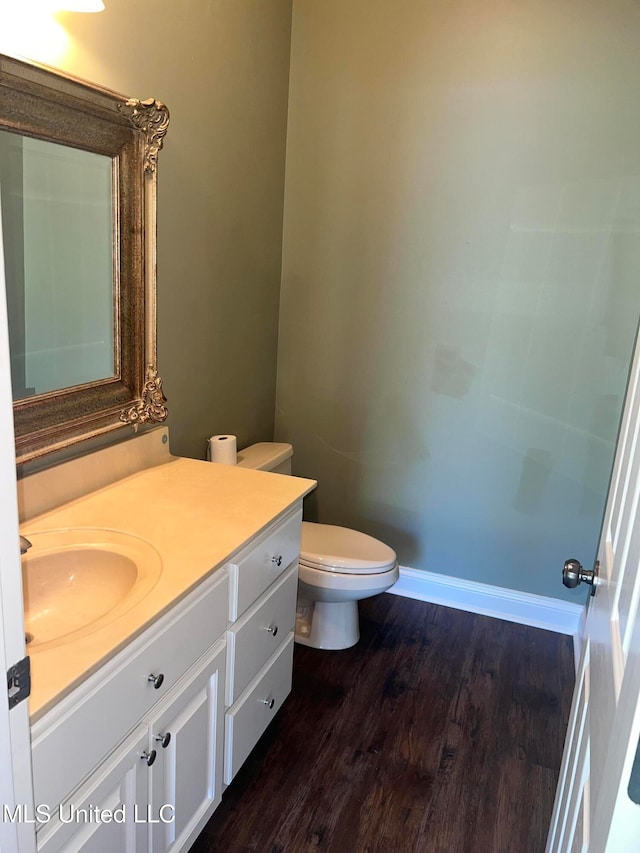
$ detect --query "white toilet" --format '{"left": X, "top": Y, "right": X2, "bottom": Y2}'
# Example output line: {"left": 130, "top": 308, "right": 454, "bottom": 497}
{"left": 236, "top": 442, "right": 399, "bottom": 650}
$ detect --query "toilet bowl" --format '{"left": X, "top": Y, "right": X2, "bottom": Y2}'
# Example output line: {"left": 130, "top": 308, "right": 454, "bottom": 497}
{"left": 236, "top": 443, "right": 399, "bottom": 650}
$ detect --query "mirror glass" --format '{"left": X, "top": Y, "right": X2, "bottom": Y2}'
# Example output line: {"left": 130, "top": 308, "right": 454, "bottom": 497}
{"left": 0, "top": 131, "right": 115, "bottom": 400}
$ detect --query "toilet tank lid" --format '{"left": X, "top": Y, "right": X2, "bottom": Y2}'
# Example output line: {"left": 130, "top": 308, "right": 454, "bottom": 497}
{"left": 236, "top": 442, "right": 293, "bottom": 471}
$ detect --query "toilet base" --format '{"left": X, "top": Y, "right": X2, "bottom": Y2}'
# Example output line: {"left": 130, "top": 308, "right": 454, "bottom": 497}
{"left": 294, "top": 600, "right": 360, "bottom": 650}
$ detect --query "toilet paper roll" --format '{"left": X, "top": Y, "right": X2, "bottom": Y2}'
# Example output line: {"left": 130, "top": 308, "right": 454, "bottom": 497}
{"left": 207, "top": 434, "right": 237, "bottom": 465}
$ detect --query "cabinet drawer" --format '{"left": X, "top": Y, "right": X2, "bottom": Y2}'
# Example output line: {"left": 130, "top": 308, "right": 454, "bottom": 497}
{"left": 228, "top": 508, "right": 301, "bottom": 620}
{"left": 31, "top": 568, "right": 229, "bottom": 812}
{"left": 226, "top": 563, "right": 297, "bottom": 705}
{"left": 224, "top": 632, "right": 294, "bottom": 784}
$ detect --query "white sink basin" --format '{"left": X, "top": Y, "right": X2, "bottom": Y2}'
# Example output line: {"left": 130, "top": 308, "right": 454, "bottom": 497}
{"left": 21, "top": 529, "right": 162, "bottom": 648}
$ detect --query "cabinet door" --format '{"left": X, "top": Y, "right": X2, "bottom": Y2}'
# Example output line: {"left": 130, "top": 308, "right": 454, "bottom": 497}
{"left": 36, "top": 726, "right": 149, "bottom": 853}
{"left": 148, "top": 638, "right": 226, "bottom": 853}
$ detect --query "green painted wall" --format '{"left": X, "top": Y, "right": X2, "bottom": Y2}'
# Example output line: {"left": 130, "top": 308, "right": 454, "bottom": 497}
{"left": 9, "top": 0, "right": 640, "bottom": 602}
{"left": 277, "top": 0, "right": 640, "bottom": 600}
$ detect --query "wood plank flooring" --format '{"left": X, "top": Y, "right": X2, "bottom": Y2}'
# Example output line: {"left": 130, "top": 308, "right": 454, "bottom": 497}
{"left": 191, "top": 594, "right": 575, "bottom": 853}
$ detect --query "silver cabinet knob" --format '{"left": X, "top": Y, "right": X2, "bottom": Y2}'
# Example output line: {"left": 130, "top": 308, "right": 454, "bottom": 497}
{"left": 265, "top": 624, "right": 278, "bottom": 637}
{"left": 148, "top": 673, "right": 164, "bottom": 689}
{"left": 261, "top": 697, "right": 275, "bottom": 709}
{"left": 155, "top": 732, "right": 171, "bottom": 749}
{"left": 563, "top": 559, "right": 599, "bottom": 596}
{"left": 141, "top": 749, "right": 157, "bottom": 766}
{"left": 271, "top": 555, "right": 283, "bottom": 567}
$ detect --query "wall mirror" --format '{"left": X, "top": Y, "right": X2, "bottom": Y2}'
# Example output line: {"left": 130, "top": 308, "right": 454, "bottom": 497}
{"left": 0, "top": 53, "right": 169, "bottom": 464}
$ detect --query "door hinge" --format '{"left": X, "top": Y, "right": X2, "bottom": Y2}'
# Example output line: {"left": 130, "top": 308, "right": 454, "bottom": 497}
{"left": 7, "top": 656, "right": 30, "bottom": 709}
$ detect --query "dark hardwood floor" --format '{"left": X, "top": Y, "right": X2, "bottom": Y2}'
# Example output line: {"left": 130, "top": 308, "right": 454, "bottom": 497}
{"left": 191, "top": 594, "right": 575, "bottom": 853}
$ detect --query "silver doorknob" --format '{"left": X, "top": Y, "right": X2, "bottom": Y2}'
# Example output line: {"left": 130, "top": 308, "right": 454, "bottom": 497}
{"left": 562, "top": 558, "right": 599, "bottom": 596}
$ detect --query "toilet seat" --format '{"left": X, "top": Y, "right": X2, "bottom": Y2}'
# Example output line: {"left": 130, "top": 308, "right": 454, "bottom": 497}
{"left": 300, "top": 522, "right": 397, "bottom": 575}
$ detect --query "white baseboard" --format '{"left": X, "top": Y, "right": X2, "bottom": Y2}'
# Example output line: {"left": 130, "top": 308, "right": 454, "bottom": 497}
{"left": 387, "top": 566, "right": 584, "bottom": 667}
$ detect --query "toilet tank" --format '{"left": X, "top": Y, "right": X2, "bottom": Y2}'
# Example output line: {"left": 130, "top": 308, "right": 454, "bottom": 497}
{"left": 236, "top": 442, "right": 293, "bottom": 475}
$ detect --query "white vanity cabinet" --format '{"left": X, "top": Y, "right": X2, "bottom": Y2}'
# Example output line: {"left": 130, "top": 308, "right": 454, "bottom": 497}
{"left": 29, "top": 501, "right": 305, "bottom": 853}
{"left": 223, "top": 506, "right": 301, "bottom": 785}
{"left": 32, "top": 571, "right": 229, "bottom": 853}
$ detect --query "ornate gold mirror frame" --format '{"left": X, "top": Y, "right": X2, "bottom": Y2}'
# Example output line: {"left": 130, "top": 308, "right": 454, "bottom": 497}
{"left": 0, "top": 54, "right": 169, "bottom": 464}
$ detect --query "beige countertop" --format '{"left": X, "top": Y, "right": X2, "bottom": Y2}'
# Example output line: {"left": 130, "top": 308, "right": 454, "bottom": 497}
{"left": 23, "top": 455, "right": 315, "bottom": 721}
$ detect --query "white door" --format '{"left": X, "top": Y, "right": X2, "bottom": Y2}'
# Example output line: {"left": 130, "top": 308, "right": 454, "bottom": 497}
{"left": 547, "top": 324, "right": 640, "bottom": 852}
{"left": 0, "top": 176, "right": 36, "bottom": 852}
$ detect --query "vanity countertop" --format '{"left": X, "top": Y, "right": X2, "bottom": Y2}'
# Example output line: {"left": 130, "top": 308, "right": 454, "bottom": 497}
{"left": 22, "top": 453, "right": 315, "bottom": 721}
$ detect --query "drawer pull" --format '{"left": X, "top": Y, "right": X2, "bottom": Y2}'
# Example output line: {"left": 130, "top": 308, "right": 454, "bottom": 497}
{"left": 155, "top": 732, "right": 171, "bottom": 749}
{"left": 148, "top": 673, "right": 165, "bottom": 689}
{"left": 271, "top": 555, "right": 283, "bottom": 567}
{"left": 141, "top": 749, "right": 157, "bottom": 767}
{"left": 261, "top": 697, "right": 275, "bottom": 710}
{"left": 265, "top": 624, "right": 278, "bottom": 637}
